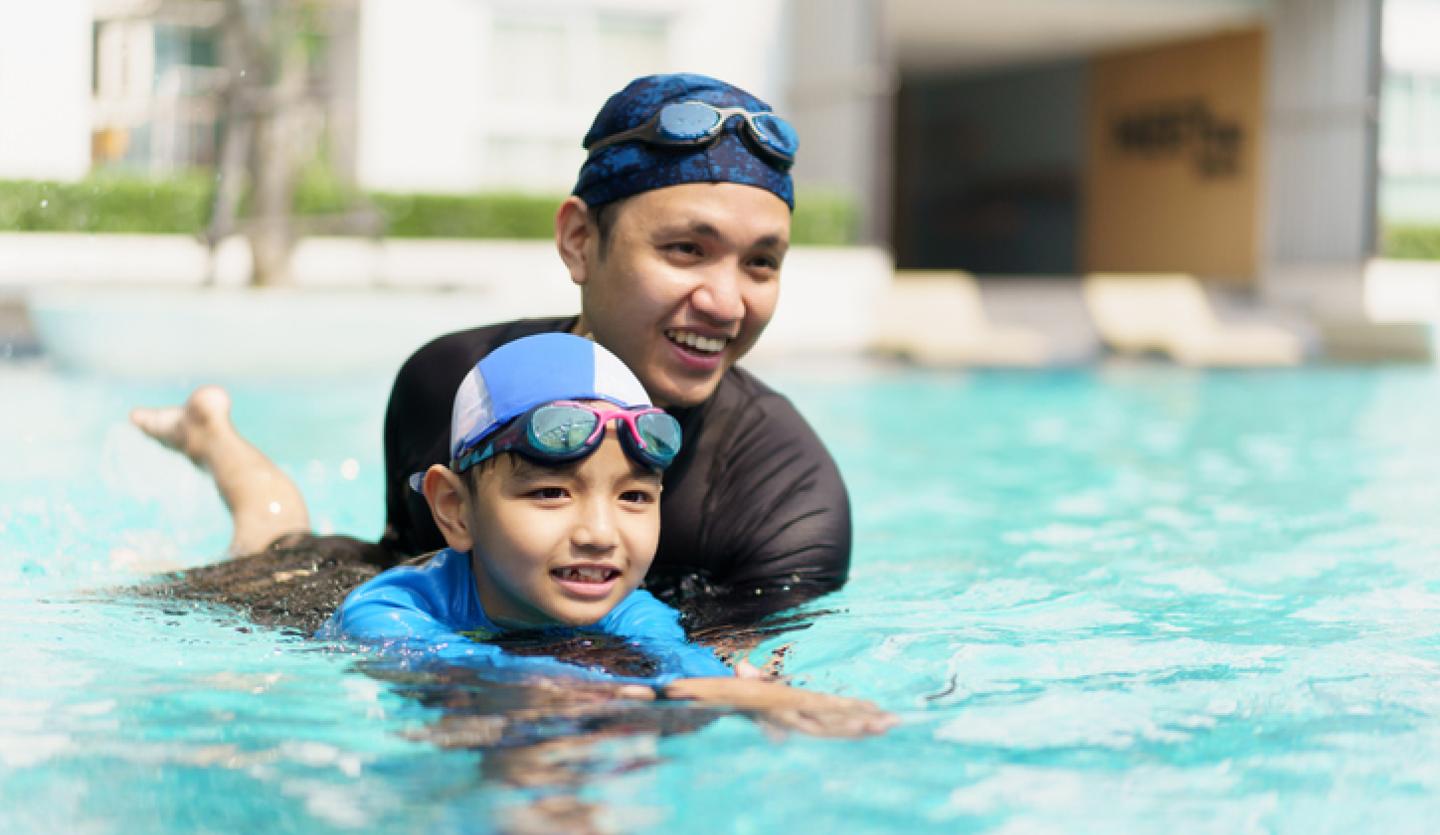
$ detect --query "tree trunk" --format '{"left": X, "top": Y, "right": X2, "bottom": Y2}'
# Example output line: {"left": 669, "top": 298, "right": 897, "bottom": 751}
{"left": 209, "top": 0, "right": 313, "bottom": 288}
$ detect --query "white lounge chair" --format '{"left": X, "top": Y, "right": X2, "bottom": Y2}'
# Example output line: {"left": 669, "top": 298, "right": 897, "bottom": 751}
{"left": 1082, "top": 273, "right": 1303, "bottom": 367}
{"left": 870, "top": 270, "right": 1051, "bottom": 367}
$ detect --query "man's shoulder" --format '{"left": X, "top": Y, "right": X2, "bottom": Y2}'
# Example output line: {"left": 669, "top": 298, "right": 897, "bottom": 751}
{"left": 706, "top": 364, "right": 807, "bottom": 424}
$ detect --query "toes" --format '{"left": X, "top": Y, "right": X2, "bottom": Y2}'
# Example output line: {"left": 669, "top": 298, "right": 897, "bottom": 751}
{"left": 129, "top": 405, "right": 186, "bottom": 450}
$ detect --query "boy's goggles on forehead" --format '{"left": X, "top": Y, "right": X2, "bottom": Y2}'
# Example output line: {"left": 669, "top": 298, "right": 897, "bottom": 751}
{"left": 584, "top": 100, "right": 797, "bottom": 170}
{"left": 452, "top": 401, "right": 682, "bottom": 474}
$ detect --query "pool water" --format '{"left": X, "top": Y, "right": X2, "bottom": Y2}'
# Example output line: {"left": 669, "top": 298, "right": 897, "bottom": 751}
{"left": 5, "top": 360, "right": 1440, "bottom": 833}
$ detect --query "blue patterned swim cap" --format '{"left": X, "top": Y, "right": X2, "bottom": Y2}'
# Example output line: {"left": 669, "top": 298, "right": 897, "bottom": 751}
{"left": 572, "top": 73, "right": 796, "bottom": 211}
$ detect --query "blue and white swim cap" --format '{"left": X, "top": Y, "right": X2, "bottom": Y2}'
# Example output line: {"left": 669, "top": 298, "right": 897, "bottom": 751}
{"left": 449, "top": 333, "right": 651, "bottom": 461}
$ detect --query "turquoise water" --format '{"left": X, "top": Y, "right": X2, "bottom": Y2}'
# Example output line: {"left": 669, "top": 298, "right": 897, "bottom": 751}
{"left": 5, "top": 360, "right": 1440, "bottom": 833}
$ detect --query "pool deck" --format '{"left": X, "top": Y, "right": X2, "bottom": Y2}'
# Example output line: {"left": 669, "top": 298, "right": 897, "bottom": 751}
{"left": 2, "top": 233, "right": 1436, "bottom": 373}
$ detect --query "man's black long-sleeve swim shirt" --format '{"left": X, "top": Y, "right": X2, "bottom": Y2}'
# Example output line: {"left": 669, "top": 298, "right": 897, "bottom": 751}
{"left": 379, "top": 317, "right": 852, "bottom": 620}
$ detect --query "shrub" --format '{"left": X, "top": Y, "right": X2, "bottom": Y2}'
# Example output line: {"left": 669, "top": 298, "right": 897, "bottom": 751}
{"left": 1382, "top": 223, "right": 1440, "bottom": 261}
{"left": 368, "top": 192, "right": 560, "bottom": 239}
{"left": 791, "top": 189, "right": 861, "bottom": 246}
{"left": 0, "top": 175, "right": 862, "bottom": 245}
{"left": 0, "top": 174, "right": 211, "bottom": 234}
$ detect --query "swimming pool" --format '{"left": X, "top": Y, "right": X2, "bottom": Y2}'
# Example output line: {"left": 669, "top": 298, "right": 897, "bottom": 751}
{"left": 5, "top": 359, "right": 1440, "bottom": 833}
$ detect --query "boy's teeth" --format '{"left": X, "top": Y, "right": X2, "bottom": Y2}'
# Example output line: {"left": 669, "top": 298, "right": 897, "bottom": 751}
{"left": 558, "top": 566, "right": 615, "bottom": 583}
{"left": 665, "top": 329, "right": 727, "bottom": 354}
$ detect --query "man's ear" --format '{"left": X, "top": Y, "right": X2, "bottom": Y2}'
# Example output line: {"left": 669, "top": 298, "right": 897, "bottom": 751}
{"left": 422, "top": 465, "right": 474, "bottom": 553}
{"left": 555, "top": 195, "right": 595, "bottom": 288}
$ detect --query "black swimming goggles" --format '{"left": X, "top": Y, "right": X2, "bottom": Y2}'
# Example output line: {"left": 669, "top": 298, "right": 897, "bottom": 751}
{"left": 584, "top": 100, "right": 798, "bottom": 170}
{"left": 452, "top": 401, "right": 683, "bottom": 475}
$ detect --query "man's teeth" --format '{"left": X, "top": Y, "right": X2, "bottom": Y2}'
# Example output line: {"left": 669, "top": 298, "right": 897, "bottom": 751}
{"left": 556, "top": 566, "right": 616, "bottom": 583}
{"left": 666, "top": 329, "right": 727, "bottom": 354}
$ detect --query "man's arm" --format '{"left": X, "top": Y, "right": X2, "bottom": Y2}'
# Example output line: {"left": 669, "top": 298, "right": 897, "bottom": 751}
{"left": 379, "top": 337, "right": 458, "bottom": 558}
{"left": 660, "top": 676, "right": 895, "bottom": 738}
{"left": 671, "top": 387, "right": 852, "bottom": 624}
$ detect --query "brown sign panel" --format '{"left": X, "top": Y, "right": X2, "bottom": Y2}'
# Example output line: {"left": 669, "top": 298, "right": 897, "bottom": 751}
{"left": 1084, "top": 29, "right": 1265, "bottom": 283}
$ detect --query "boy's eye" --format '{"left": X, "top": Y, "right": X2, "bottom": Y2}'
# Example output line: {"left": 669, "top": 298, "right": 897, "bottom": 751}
{"left": 619, "top": 488, "right": 657, "bottom": 505}
{"left": 528, "top": 486, "right": 568, "bottom": 500}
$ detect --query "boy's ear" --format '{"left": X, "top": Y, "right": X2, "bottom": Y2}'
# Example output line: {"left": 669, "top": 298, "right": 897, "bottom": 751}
{"left": 554, "top": 195, "right": 595, "bottom": 287}
{"left": 422, "top": 465, "right": 474, "bottom": 553}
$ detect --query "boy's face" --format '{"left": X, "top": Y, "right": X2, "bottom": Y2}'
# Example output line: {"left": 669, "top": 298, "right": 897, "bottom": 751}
{"left": 464, "top": 429, "right": 662, "bottom": 629}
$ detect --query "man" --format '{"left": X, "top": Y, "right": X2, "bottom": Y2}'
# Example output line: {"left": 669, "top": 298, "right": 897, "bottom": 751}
{"left": 136, "top": 73, "right": 850, "bottom": 630}
{"left": 382, "top": 74, "right": 849, "bottom": 623}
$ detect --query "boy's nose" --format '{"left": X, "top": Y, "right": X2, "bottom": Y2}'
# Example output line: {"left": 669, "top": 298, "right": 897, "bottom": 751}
{"left": 570, "top": 498, "right": 618, "bottom": 551}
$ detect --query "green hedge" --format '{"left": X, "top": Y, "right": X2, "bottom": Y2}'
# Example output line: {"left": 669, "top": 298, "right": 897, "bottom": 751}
{"left": 0, "top": 175, "right": 860, "bottom": 246}
{"left": 0, "top": 175, "right": 213, "bottom": 234}
{"left": 1382, "top": 223, "right": 1440, "bottom": 261}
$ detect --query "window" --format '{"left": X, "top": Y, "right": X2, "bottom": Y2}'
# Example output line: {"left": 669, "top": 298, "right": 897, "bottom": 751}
{"left": 479, "top": 4, "right": 671, "bottom": 190}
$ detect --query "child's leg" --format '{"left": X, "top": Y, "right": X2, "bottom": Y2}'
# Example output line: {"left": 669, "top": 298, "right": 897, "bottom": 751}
{"left": 131, "top": 385, "right": 310, "bottom": 556}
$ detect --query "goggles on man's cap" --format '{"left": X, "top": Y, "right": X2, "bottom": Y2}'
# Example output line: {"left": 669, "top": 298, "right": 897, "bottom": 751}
{"left": 584, "top": 100, "right": 798, "bottom": 171}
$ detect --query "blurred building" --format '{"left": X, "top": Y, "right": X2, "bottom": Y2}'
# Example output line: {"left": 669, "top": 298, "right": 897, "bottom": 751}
{"left": 1381, "top": 0, "right": 1440, "bottom": 226}
{"left": 0, "top": 0, "right": 1434, "bottom": 290}
{"left": 868, "top": 0, "right": 1401, "bottom": 289}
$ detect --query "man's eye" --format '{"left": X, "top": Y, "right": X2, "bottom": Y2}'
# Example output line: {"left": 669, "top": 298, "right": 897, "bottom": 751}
{"left": 749, "top": 256, "right": 779, "bottom": 273}
{"left": 663, "top": 241, "right": 703, "bottom": 258}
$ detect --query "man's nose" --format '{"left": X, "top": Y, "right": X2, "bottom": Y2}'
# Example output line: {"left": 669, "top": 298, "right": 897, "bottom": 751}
{"left": 690, "top": 264, "right": 745, "bottom": 324}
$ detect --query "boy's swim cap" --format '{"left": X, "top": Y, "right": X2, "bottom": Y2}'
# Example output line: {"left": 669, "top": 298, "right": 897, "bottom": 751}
{"left": 449, "top": 333, "right": 651, "bottom": 462}
{"left": 572, "top": 72, "right": 795, "bottom": 210}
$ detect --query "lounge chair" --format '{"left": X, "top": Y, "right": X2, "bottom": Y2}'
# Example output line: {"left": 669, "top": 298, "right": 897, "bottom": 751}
{"left": 870, "top": 270, "right": 1052, "bottom": 367}
{"left": 1082, "top": 273, "right": 1303, "bottom": 366}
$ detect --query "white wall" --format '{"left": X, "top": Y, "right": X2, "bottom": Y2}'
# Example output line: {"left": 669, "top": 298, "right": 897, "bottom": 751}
{"left": 355, "top": 0, "right": 488, "bottom": 192}
{"left": 0, "top": 1, "right": 92, "bottom": 180}
{"left": 354, "top": 0, "right": 789, "bottom": 194}
{"left": 1264, "top": 0, "right": 1382, "bottom": 266}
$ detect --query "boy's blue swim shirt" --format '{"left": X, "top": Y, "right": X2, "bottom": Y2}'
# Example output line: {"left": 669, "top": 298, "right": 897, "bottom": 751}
{"left": 320, "top": 548, "right": 732, "bottom": 686}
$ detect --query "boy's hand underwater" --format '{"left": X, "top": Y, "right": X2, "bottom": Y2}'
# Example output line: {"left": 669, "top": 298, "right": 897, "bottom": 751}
{"left": 663, "top": 678, "right": 897, "bottom": 738}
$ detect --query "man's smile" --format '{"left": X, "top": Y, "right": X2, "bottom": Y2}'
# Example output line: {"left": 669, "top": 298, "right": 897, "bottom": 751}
{"left": 664, "top": 328, "right": 730, "bottom": 355}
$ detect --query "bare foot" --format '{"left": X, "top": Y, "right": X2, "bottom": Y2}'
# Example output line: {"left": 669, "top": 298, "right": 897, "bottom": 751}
{"left": 130, "top": 385, "right": 234, "bottom": 470}
{"left": 132, "top": 385, "right": 311, "bottom": 554}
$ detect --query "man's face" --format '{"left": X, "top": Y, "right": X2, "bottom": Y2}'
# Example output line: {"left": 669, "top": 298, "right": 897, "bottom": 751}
{"left": 465, "top": 429, "right": 661, "bottom": 629}
{"left": 576, "top": 183, "right": 790, "bottom": 409}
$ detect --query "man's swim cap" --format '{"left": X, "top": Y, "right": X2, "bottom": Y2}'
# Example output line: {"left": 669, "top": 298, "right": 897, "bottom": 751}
{"left": 448, "top": 333, "right": 651, "bottom": 462}
{"left": 572, "top": 73, "right": 796, "bottom": 210}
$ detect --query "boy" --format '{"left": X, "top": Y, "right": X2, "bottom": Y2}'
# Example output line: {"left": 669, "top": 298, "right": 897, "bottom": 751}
{"left": 142, "top": 334, "right": 891, "bottom": 736}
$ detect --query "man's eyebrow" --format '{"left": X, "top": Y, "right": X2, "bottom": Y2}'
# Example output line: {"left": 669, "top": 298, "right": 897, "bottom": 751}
{"left": 656, "top": 220, "right": 722, "bottom": 239}
{"left": 659, "top": 221, "right": 788, "bottom": 250}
